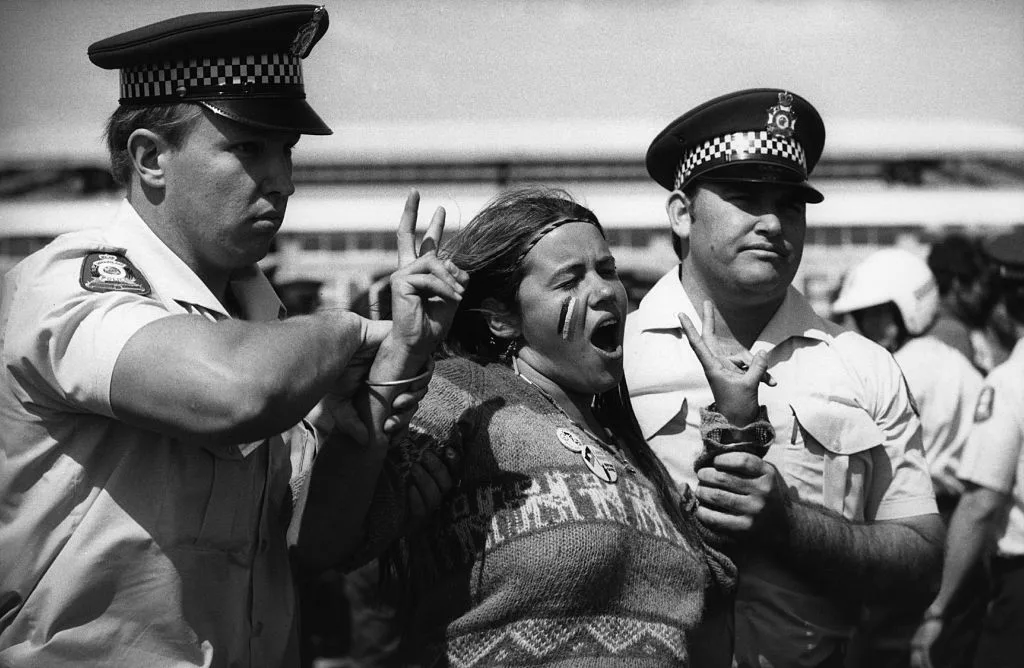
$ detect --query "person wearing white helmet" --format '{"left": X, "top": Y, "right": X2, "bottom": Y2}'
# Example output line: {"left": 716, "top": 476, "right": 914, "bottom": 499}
{"left": 832, "top": 248, "right": 985, "bottom": 668}
{"left": 832, "top": 248, "right": 984, "bottom": 511}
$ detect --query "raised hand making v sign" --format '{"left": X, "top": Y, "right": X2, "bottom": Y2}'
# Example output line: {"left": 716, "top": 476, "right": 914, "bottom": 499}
{"left": 291, "top": 190, "right": 469, "bottom": 571}
{"left": 677, "top": 299, "right": 789, "bottom": 545}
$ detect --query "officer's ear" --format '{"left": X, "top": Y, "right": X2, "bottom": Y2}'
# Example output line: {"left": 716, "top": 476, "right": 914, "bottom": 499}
{"left": 126, "top": 129, "right": 170, "bottom": 189}
{"left": 666, "top": 190, "right": 692, "bottom": 241}
{"left": 480, "top": 297, "right": 521, "bottom": 340}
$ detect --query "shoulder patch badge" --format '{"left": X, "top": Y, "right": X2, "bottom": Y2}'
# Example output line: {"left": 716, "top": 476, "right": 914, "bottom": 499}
{"left": 80, "top": 252, "right": 151, "bottom": 295}
{"left": 974, "top": 386, "right": 995, "bottom": 423}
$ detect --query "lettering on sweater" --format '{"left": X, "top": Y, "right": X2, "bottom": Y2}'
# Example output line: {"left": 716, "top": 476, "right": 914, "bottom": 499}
{"left": 439, "top": 469, "right": 690, "bottom": 566}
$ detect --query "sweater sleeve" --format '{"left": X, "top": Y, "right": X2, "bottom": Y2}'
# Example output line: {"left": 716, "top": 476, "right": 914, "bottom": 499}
{"left": 340, "top": 357, "right": 482, "bottom": 571}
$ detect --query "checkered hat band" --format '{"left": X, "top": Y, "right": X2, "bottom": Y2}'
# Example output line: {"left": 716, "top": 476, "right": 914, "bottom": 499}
{"left": 119, "top": 53, "right": 304, "bottom": 101}
{"left": 673, "top": 131, "right": 808, "bottom": 191}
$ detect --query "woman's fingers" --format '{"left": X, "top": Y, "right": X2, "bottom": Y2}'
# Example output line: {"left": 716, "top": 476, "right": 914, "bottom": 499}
{"left": 397, "top": 189, "right": 421, "bottom": 267}
{"left": 681, "top": 302, "right": 774, "bottom": 384}
{"left": 406, "top": 449, "right": 458, "bottom": 526}
{"left": 700, "top": 300, "right": 717, "bottom": 343}
{"left": 444, "top": 258, "right": 470, "bottom": 288}
{"left": 393, "top": 252, "right": 467, "bottom": 297}
{"left": 746, "top": 350, "right": 776, "bottom": 387}
{"left": 395, "top": 273, "right": 464, "bottom": 303}
{"left": 733, "top": 351, "right": 776, "bottom": 387}
{"left": 418, "top": 205, "right": 446, "bottom": 257}
{"left": 677, "top": 311, "right": 717, "bottom": 371}
{"left": 417, "top": 450, "right": 454, "bottom": 495}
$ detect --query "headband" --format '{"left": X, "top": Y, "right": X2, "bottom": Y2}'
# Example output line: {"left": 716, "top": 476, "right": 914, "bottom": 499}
{"left": 516, "top": 217, "right": 604, "bottom": 265}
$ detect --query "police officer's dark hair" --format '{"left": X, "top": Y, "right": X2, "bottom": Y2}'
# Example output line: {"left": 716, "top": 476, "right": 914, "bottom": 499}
{"left": 927, "top": 233, "right": 985, "bottom": 296}
{"left": 104, "top": 103, "right": 204, "bottom": 186}
{"left": 441, "top": 186, "right": 603, "bottom": 363}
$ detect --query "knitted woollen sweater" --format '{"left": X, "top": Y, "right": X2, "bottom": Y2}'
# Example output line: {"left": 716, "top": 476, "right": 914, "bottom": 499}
{"left": 363, "top": 357, "right": 731, "bottom": 668}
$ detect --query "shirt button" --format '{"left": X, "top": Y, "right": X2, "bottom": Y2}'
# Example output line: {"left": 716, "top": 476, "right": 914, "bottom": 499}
{"left": 253, "top": 621, "right": 263, "bottom": 637}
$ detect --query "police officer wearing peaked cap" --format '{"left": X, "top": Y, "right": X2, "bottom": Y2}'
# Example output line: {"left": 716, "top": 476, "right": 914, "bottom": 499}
{"left": 913, "top": 227, "right": 1024, "bottom": 668}
{"left": 625, "top": 89, "right": 942, "bottom": 668}
{"left": 0, "top": 6, "right": 467, "bottom": 667}
{"left": 642, "top": 88, "right": 826, "bottom": 260}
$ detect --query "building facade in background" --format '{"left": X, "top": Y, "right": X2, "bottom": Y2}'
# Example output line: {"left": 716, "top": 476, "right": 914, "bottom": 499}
{"left": 2, "top": 120, "right": 1023, "bottom": 317}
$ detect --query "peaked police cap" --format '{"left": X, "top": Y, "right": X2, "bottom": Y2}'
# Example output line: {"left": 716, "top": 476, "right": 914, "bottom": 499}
{"left": 88, "top": 4, "right": 332, "bottom": 135}
{"left": 647, "top": 88, "right": 826, "bottom": 202}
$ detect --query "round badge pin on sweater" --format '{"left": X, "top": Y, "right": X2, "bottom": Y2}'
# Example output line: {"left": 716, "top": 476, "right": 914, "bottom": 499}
{"left": 557, "top": 427, "right": 618, "bottom": 483}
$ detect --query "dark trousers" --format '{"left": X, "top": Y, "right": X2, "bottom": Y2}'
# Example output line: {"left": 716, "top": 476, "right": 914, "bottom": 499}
{"left": 973, "top": 556, "right": 1024, "bottom": 668}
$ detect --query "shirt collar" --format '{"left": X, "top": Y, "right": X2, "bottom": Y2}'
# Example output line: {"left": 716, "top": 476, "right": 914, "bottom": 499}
{"left": 633, "top": 265, "right": 835, "bottom": 352}
{"left": 1010, "top": 337, "right": 1024, "bottom": 363}
{"left": 631, "top": 266, "right": 700, "bottom": 331}
{"left": 106, "top": 200, "right": 283, "bottom": 321}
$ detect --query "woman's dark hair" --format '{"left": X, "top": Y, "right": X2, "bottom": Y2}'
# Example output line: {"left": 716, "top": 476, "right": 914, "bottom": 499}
{"left": 104, "top": 103, "right": 204, "bottom": 186}
{"left": 441, "top": 186, "right": 602, "bottom": 362}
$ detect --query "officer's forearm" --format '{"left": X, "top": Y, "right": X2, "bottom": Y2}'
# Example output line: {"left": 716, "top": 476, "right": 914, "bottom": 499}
{"left": 111, "top": 309, "right": 379, "bottom": 442}
{"left": 927, "top": 486, "right": 1006, "bottom": 615}
{"left": 775, "top": 501, "right": 944, "bottom": 599}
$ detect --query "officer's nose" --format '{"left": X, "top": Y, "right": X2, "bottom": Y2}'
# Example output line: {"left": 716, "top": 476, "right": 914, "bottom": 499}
{"left": 263, "top": 150, "right": 295, "bottom": 198}
{"left": 754, "top": 212, "right": 783, "bottom": 236}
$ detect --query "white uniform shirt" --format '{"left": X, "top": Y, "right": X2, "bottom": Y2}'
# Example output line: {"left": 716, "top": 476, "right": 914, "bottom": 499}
{"left": 895, "top": 336, "right": 984, "bottom": 497}
{"left": 624, "top": 267, "right": 937, "bottom": 668}
{"left": 957, "top": 338, "right": 1024, "bottom": 557}
{"left": 0, "top": 201, "right": 317, "bottom": 668}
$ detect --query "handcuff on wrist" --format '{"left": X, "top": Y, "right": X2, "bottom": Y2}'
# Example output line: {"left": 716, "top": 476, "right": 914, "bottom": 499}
{"left": 365, "top": 366, "right": 432, "bottom": 388}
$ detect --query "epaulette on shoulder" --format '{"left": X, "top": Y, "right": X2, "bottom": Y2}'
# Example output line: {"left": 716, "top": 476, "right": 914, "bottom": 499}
{"left": 79, "top": 251, "right": 151, "bottom": 295}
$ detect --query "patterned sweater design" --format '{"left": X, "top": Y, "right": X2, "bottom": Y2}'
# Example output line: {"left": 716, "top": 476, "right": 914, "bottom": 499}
{"left": 370, "top": 357, "right": 724, "bottom": 667}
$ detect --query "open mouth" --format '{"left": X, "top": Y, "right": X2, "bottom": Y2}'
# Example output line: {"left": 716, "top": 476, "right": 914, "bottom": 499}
{"left": 590, "top": 317, "right": 623, "bottom": 355}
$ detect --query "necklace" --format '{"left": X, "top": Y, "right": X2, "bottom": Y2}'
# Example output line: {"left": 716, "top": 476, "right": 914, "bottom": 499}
{"left": 511, "top": 358, "right": 636, "bottom": 477}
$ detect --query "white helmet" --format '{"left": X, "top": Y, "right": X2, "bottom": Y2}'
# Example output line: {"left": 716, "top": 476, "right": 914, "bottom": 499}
{"left": 831, "top": 248, "right": 939, "bottom": 336}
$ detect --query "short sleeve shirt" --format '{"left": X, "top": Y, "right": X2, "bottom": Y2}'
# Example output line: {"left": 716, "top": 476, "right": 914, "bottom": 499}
{"left": 623, "top": 267, "right": 937, "bottom": 667}
{"left": 0, "top": 201, "right": 315, "bottom": 667}
{"left": 957, "top": 339, "right": 1024, "bottom": 557}
{"left": 895, "top": 336, "right": 984, "bottom": 497}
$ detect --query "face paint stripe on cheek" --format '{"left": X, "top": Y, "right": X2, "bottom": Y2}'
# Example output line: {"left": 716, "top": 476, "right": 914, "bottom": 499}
{"left": 558, "top": 295, "right": 577, "bottom": 340}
